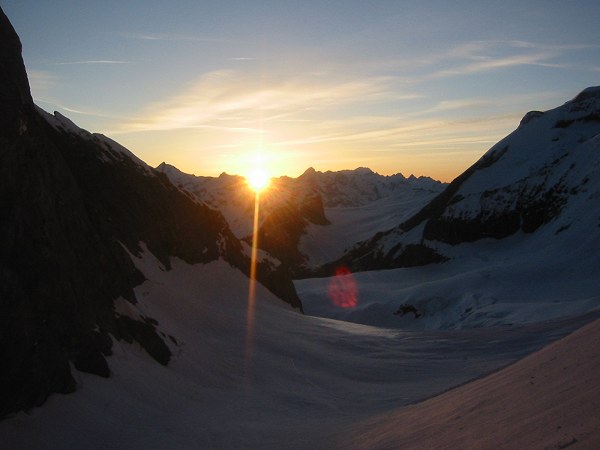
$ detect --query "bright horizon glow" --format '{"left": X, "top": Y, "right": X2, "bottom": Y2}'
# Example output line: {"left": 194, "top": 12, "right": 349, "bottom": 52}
{"left": 246, "top": 167, "right": 271, "bottom": 193}
{"left": 4, "top": 1, "right": 600, "bottom": 182}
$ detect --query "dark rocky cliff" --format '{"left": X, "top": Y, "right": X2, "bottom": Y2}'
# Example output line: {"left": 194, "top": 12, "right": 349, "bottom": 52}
{"left": 0, "top": 8, "right": 32, "bottom": 135}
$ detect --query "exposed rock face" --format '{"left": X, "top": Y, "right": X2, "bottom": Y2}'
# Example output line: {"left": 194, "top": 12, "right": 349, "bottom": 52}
{"left": 0, "top": 8, "right": 301, "bottom": 418}
{"left": 0, "top": 8, "right": 33, "bottom": 136}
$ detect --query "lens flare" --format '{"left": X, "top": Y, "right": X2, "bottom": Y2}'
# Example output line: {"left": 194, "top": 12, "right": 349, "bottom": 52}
{"left": 245, "top": 190, "right": 261, "bottom": 372}
{"left": 247, "top": 168, "right": 270, "bottom": 193}
{"left": 327, "top": 266, "right": 358, "bottom": 308}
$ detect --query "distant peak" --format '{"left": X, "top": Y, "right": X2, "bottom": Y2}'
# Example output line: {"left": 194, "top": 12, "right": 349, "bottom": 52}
{"left": 155, "top": 162, "right": 183, "bottom": 176}
{"left": 298, "top": 167, "right": 319, "bottom": 181}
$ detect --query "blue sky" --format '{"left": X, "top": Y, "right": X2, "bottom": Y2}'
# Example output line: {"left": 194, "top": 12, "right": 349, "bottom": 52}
{"left": 2, "top": 0, "right": 599, "bottom": 181}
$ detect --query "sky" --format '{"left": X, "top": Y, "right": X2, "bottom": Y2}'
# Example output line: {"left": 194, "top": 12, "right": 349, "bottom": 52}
{"left": 2, "top": 1, "right": 600, "bottom": 182}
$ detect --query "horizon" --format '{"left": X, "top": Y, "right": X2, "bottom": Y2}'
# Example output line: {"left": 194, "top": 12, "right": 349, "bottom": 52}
{"left": 157, "top": 160, "right": 438, "bottom": 182}
{"left": 3, "top": 1, "right": 600, "bottom": 182}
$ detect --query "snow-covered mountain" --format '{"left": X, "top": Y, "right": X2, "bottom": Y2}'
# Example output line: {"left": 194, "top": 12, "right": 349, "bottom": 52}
{"left": 0, "top": 9, "right": 300, "bottom": 418}
{"left": 328, "top": 86, "right": 600, "bottom": 272}
{"left": 298, "top": 87, "right": 600, "bottom": 329}
{"left": 297, "top": 166, "right": 443, "bottom": 207}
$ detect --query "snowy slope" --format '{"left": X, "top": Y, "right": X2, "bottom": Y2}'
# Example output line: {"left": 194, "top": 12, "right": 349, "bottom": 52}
{"left": 2, "top": 247, "right": 595, "bottom": 449}
{"left": 335, "top": 315, "right": 600, "bottom": 449}
{"left": 299, "top": 187, "right": 440, "bottom": 267}
{"left": 338, "top": 87, "right": 600, "bottom": 267}
{"left": 296, "top": 225, "right": 600, "bottom": 329}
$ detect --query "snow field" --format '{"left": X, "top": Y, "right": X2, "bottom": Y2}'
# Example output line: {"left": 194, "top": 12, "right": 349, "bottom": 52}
{"left": 1, "top": 248, "right": 594, "bottom": 448}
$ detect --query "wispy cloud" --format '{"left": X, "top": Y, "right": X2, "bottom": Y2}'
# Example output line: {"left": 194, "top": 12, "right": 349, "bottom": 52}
{"left": 268, "top": 110, "right": 520, "bottom": 153}
{"left": 428, "top": 52, "right": 564, "bottom": 79}
{"left": 375, "top": 40, "right": 590, "bottom": 82}
{"left": 117, "top": 70, "right": 397, "bottom": 134}
{"left": 119, "top": 32, "right": 231, "bottom": 43}
{"left": 54, "top": 60, "right": 131, "bottom": 65}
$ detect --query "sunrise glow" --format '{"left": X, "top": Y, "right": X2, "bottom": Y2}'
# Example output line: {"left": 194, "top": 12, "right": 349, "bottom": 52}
{"left": 246, "top": 167, "right": 271, "bottom": 193}
{"left": 9, "top": 2, "right": 599, "bottom": 183}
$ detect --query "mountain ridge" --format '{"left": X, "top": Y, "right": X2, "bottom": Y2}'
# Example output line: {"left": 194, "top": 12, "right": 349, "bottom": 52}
{"left": 157, "top": 162, "right": 446, "bottom": 273}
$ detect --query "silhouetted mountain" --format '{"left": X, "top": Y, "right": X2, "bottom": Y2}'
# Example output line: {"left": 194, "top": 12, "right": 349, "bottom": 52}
{"left": 158, "top": 163, "right": 444, "bottom": 274}
{"left": 329, "top": 86, "right": 600, "bottom": 272}
{"left": 0, "top": 8, "right": 300, "bottom": 418}
{"left": 157, "top": 162, "right": 331, "bottom": 274}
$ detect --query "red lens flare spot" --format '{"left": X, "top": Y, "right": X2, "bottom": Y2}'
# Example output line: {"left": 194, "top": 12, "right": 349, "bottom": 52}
{"left": 327, "top": 266, "right": 358, "bottom": 309}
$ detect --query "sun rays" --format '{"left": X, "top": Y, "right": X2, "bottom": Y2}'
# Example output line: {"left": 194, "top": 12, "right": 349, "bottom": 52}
{"left": 246, "top": 167, "right": 270, "bottom": 193}
{"left": 244, "top": 187, "right": 260, "bottom": 372}
{"left": 244, "top": 150, "right": 270, "bottom": 372}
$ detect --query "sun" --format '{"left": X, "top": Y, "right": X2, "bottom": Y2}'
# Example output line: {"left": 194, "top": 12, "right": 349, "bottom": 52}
{"left": 246, "top": 167, "right": 271, "bottom": 193}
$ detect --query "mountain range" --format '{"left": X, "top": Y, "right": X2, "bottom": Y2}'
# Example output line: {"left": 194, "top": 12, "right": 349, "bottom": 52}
{"left": 157, "top": 163, "right": 445, "bottom": 273}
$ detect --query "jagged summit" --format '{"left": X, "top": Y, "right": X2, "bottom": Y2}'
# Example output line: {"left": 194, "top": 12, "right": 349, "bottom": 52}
{"left": 301, "top": 166, "right": 317, "bottom": 175}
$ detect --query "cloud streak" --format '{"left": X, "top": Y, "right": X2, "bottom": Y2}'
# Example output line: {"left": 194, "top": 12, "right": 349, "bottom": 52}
{"left": 373, "top": 40, "right": 589, "bottom": 82}
{"left": 119, "top": 32, "right": 231, "bottom": 43}
{"left": 117, "top": 70, "right": 398, "bottom": 134}
{"left": 54, "top": 60, "right": 131, "bottom": 65}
